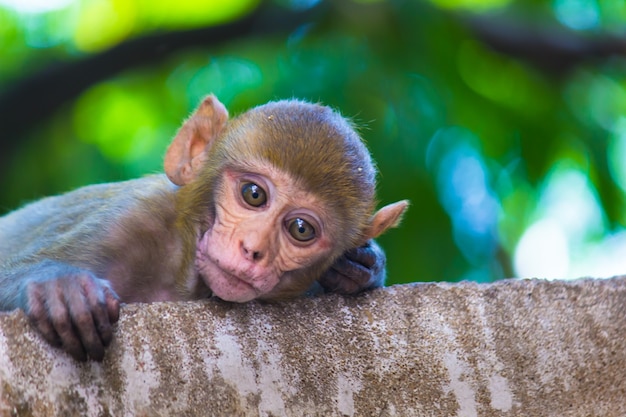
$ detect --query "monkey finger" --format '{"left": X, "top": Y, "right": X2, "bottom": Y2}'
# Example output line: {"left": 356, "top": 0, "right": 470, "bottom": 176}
{"left": 344, "top": 246, "right": 377, "bottom": 269}
{"left": 318, "top": 269, "right": 346, "bottom": 293}
{"left": 24, "top": 283, "right": 62, "bottom": 348}
{"left": 347, "top": 240, "right": 386, "bottom": 270}
{"left": 84, "top": 285, "right": 118, "bottom": 349}
{"left": 31, "top": 314, "right": 63, "bottom": 348}
{"left": 320, "top": 260, "right": 371, "bottom": 294}
{"left": 103, "top": 286, "right": 121, "bottom": 325}
{"left": 46, "top": 292, "right": 88, "bottom": 361}
{"left": 70, "top": 310, "right": 105, "bottom": 361}
{"left": 66, "top": 312, "right": 104, "bottom": 361}
{"left": 66, "top": 283, "right": 107, "bottom": 361}
{"left": 325, "top": 270, "right": 365, "bottom": 294}
{"left": 331, "top": 256, "right": 372, "bottom": 287}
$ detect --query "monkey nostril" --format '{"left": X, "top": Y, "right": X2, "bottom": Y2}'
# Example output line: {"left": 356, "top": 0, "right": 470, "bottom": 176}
{"left": 241, "top": 242, "right": 263, "bottom": 262}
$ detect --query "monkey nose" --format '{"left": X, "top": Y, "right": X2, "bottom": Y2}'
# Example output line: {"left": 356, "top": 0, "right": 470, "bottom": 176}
{"left": 241, "top": 242, "right": 264, "bottom": 262}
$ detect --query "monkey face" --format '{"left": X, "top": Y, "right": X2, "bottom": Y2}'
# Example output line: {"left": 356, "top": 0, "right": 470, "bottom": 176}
{"left": 167, "top": 95, "right": 407, "bottom": 302}
{"left": 194, "top": 165, "right": 334, "bottom": 302}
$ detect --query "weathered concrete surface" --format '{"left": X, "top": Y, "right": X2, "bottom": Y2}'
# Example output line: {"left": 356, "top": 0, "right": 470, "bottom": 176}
{"left": 1, "top": 278, "right": 625, "bottom": 417}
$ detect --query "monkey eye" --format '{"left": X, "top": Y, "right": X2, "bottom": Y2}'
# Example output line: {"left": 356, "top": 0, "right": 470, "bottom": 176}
{"left": 287, "top": 218, "right": 316, "bottom": 242}
{"left": 241, "top": 182, "right": 267, "bottom": 207}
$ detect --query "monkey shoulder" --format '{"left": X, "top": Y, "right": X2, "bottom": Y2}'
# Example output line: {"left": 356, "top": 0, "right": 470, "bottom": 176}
{"left": 0, "top": 175, "right": 178, "bottom": 262}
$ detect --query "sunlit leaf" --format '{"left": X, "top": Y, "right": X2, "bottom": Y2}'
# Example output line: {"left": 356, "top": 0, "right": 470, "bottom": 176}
{"left": 74, "top": 0, "right": 136, "bottom": 51}
{"left": 428, "top": 0, "right": 511, "bottom": 11}
{"left": 137, "top": 0, "right": 259, "bottom": 29}
{"left": 74, "top": 0, "right": 259, "bottom": 52}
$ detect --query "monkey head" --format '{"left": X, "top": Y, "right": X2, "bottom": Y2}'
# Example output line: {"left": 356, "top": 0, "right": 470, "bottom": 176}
{"left": 164, "top": 95, "right": 408, "bottom": 302}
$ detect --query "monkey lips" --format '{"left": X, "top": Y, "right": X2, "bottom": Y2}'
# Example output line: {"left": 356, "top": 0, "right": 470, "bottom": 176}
{"left": 195, "top": 230, "right": 280, "bottom": 302}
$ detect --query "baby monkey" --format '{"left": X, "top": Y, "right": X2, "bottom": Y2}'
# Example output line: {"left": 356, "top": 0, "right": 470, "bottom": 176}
{"left": 0, "top": 95, "right": 408, "bottom": 361}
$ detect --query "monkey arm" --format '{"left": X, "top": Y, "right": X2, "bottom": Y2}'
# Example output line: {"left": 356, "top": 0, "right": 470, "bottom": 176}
{"left": 0, "top": 175, "right": 182, "bottom": 361}
{"left": 318, "top": 240, "right": 386, "bottom": 295}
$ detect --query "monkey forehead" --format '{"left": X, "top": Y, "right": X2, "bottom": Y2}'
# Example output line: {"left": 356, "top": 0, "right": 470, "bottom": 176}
{"left": 224, "top": 100, "right": 377, "bottom": 203}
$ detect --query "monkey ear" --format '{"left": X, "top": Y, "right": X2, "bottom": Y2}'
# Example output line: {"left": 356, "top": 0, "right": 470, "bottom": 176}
{"left": 164, "top": 94, "right": 229, "bottom": 186}
{"left": 364, "top": 200, "right": 410, "bottom": 240}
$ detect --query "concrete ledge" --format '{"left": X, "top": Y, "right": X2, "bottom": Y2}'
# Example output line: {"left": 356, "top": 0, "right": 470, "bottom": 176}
{"left": 1, "top": 277, "right": 625, "bottom": 416}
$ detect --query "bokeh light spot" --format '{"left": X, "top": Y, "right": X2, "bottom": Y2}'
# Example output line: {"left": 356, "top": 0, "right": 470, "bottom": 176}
{"left": 539, "top": 167, "right": 605, "bottom": 241}
{"left": 514, "top": 165, "right": 607, "bottom": 279}
{"left": 553, "top": 0, "right": 600, "bottom": 30}
{"left": 514, "top": 219, "right": 570, "bottom": 279}
{"left": 186, "top": 57, "right": 263, "bottom": 106}
{"left": 0, "top": 0, "right": 73, "bottom": 13}
{"left": 427, "top": 127, "right": 501, "bottom": 265}
{"left": 588, "top": 74, "right": 626, "bottom": 130}
{"left": 73, "top": 83, "right": 161, "bottom": 163}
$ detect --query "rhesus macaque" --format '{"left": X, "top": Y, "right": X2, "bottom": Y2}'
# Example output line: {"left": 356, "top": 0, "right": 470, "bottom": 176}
{"left": 0, "top": 95, "right": 408, "bottom": 361}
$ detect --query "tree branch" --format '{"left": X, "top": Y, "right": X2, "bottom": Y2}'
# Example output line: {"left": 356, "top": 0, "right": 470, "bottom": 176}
{"left": 466, "top": 15, "right": 626, "bottom": 75}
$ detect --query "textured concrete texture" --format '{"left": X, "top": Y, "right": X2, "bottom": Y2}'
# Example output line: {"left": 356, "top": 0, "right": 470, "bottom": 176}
{"left": 1, "top": 277, "right": 625, "bottom": 417}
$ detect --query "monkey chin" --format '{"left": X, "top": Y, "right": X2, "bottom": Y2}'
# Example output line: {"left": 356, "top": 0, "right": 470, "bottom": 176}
{"left": 204, "top": 264, "right": 260, "bottom": 303}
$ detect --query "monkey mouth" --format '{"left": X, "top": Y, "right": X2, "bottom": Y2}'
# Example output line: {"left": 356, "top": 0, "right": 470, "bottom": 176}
{"left": 210, "top": 260, "right": 270, "bottom": 295}
{"left": 220, "top": 268, "right": 256, "bottom": 290}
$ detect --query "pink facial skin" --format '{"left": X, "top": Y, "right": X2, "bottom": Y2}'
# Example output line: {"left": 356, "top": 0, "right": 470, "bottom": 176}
{"left": 195, "top": 166, "right": 333, "bottom": 302}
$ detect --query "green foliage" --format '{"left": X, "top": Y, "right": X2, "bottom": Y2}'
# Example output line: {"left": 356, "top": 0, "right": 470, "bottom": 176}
{"left": 2, "top": 0, "right": 626, "bottom": 284}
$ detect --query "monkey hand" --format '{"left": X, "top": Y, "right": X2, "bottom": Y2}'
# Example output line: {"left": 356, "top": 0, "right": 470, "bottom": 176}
{"left": 20, "top": 265, "right": 120, "bottom": 362}
{"left": 318, "top": 240, "right": 386, "bottom": 295}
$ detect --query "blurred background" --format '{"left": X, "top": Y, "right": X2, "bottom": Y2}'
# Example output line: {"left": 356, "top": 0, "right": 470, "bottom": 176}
{"left": 1, "top": 0, "right": 626, "bottom": 285}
